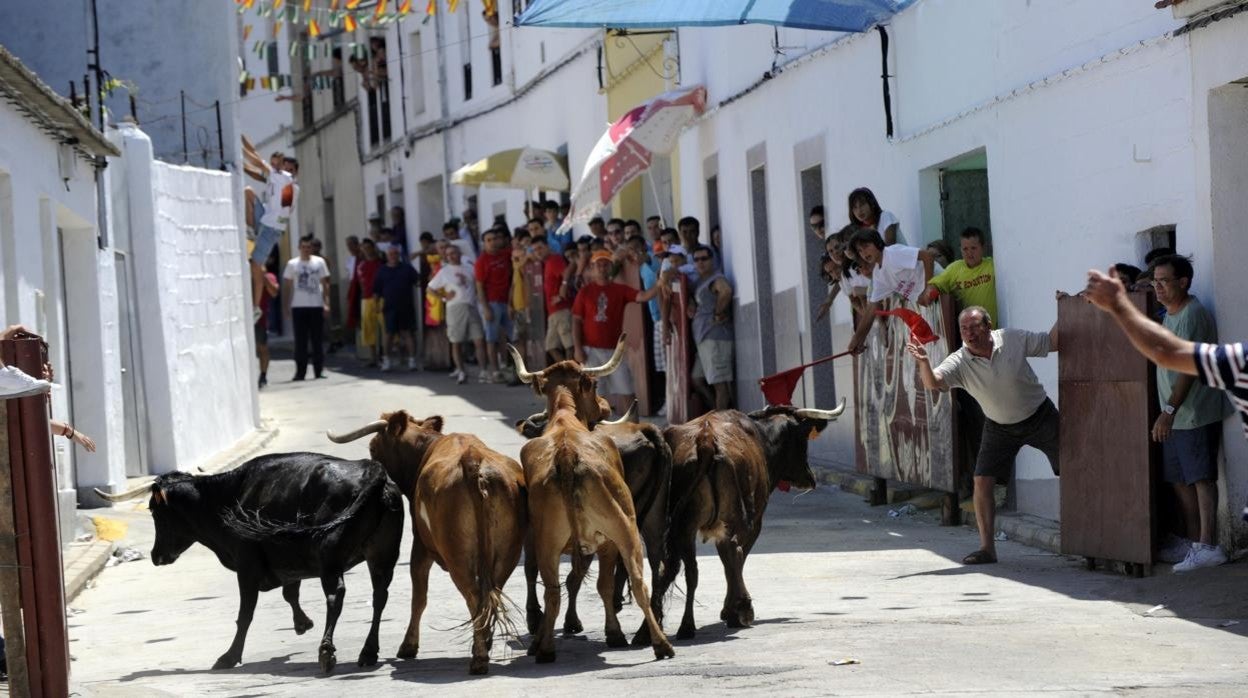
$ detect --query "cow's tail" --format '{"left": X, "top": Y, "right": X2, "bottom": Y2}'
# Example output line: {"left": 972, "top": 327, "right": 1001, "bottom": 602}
{"left": 463, "top": 447, "right": 514, "bottom": 643}
{"left": 554, "top": 437, "right": 587, "bottom": 579}
{"left": 696, "top": 420, "right": 723, "bottom": 528}
{"left": 222, "top": 463, "right": 388, "bottom": 541}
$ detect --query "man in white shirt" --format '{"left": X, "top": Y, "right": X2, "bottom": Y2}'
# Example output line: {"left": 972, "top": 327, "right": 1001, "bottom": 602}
{"left": 426, "top": 244, "right": 487, "bottom": 384}
{"left": 909, "top": 306, "right": 1060, "bottom": 565}
{"left": 845, "top": 228, "right": 939, "bottom": 354}
{"left": 442, "top": 221, "right": 476, "bottom": 265}
{"left": 282, "top": 236, "right": 331, "bottom": 381}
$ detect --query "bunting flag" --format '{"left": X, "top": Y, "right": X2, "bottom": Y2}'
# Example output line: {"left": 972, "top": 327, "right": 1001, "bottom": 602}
{"left": 331, "top": 0, "right": 341, "bottom": 9}
{"left": 344, "top": 14, "right": 357, "bottom": 31}
{"left": 346, "top": 0, "right": 361, "bottom": 8}
{"left": 426, "top": 0, "right": 436, "bottom": 14}
{"left": 243, "top": 24, "right": 253, "bottom": 40}
{"left": 448, "top": 0, "right": 461, "bottom": 12}
{"left": 375, "top": 0, "right": 388, "bottom": 17}
{"left": 483, "top": 0, "right": 496, "bottom": 14}
{"left": 302, "top": 0, "right": 311, "bottom": 10}
{"left": 308, "top": 18, "right": 321, "bottom": 36}
{"left": 398, "top": 0, "right": 413, "bottom": 15}
{"left": 273, "top": 0, "right": 284, "bottom": 8}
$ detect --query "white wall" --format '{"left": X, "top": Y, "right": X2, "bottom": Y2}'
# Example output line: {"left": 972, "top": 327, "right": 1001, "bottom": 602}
{"left": 114, "top": 124, "right": 257, "bottom": 474}
{"left": 673, "top": 0, "right": 1248, "bottom": 525}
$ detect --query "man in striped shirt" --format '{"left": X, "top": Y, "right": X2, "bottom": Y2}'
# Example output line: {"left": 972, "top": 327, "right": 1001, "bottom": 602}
{"left": 1086, "top": 268, "right": 1247, "bottom": 520}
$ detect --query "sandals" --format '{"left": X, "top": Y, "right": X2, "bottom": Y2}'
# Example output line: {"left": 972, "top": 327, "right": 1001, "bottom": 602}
{"left": 962, "top": 549, "right": 998, "bottom": 565}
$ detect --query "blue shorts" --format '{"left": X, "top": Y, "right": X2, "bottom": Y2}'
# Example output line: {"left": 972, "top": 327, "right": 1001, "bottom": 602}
{"left": 482, "top": 301, "right": 513, "bottom": 343}
{"left": 1162, "top": 423, "right": 1220, "bottom": 485}
{"left": 252, "top": 223, "right": 281, "bottom": 265}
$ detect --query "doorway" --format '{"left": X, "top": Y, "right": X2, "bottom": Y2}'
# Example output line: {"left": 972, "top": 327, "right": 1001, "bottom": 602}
{"left": 799, "top": 165, "right": 835, "bottom": 407}
{"left": 114, "top": 250, "right": 150, "bottom": 477}
{"left": 745, "top": 152, "right": 776, "bottom": 412}
{"left": 937, "top": 150, "right": 992, "bottom": 254}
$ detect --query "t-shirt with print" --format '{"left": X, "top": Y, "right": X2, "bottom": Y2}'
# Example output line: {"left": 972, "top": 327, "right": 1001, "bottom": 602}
{"left": 427, "top": 262, "right": 478, "bottom": 307}
{"left": 543, "top": 254, "right": 571, "bottom": 315}
{"left": 283, "top": 255, "right": 330, "bottom": 308}
{"left": 572, "top": 282, "right": 638, "bottom": 349}
{"left": 1160, "top": 297, "right": 1230, "bottom": 430}
{"left": 868, "top": 244, "right": 925, "bottom": 303}
{"left": 474, "top": 249, "right": 511, "bottom": 303}
{"left": 260, "top": 170, "right": 294, "bottom": 229}
{"left": 928, "top": 257, "right": 998, "bottom": 323}
{"left": 1195, "top": 342, "right": 1247, "bottom": 440}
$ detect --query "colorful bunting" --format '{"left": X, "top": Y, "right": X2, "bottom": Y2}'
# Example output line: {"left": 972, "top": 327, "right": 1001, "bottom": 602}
{"left": 398, "top": 0, "right": 413, "bottom": 15}
{"left": 448, "top": 0, "right": 461, "bottom": 12}
{"left": 302, "top": 0, "right": 312, "bottom": 11}
{"left": 344, "top": 14, "right": 357, "bottom": 31}
{"left": 375, "top": 0, "right": 388, "bottom": 18}
{"left": 308, "top": 18, "right": 321, "bottom": 36}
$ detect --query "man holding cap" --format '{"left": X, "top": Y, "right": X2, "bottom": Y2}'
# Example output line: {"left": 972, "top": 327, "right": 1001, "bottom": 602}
{"left": 572, "top": 249, "right": 663, "bottom": 420}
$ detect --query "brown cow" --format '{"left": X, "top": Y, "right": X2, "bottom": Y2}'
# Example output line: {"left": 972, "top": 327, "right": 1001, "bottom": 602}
{"left": 328, "top": 411, "right": 526, "bottom": 675}
{"left": 519, "top": 373, "right": 674, "bottom": 663}
{"left": 517, "top": 401, "right": 673, "bottom": 645}
{"left": 638, "top": 402, "right": 844, "bottom": 644}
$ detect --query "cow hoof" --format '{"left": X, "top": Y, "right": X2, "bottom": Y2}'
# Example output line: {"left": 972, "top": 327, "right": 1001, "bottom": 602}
{"left": 605, "top": 630, "right": 629, "bottom": 648}
{"left": 396, "top": 642, "right": 418, "bottom": 659}
{"left": 294, "top": 617, "right": 314, "bottom": 635}
{"left": 562, "top": 619, "right": 583, "bottom": 635}
{"left": 652, "top": 641, "right": 675, "bottom": 660}
{"left": 737, "top": 600, "right": 755, "bottom": 627}
{"left": 676, "top": 624, "right": 696, "bottom": 640}
{"left": 526, "top": 609, "right": 544, "bottom": 636}
{"left": 212, "top": 654, "right": 240, "bottom": 670}
{"left": 469, "top": 657, "right": 489, "bottom": 675}
{"left": 357, "top": 650, "right": 379, "bottom": 667}
{"left": 631, "top": 627, "right": 652, "bottom": 647}
{"left": 535, "top": 650, "right": 557, "bottom": 664}
{"left": 526, "top": 640, "right": 539, "bottom": 656}
{"left": 319, "top": 649, "right": 337, "bottom": 674}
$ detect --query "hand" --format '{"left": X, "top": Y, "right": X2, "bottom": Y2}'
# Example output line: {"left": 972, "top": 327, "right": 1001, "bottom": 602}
{"left": 323, "top": 303, "right": 331, "bottom": 317}
{"left": 73, "top": 430, "right": 97, "bottom": 453}
{"left": 1152, "top": 412, "right": 1175, "bottom": 442}
{"left": 482, "top": 305, "right": 494, "bottom": 323}
{"left": 1, "top": 324, "right": 38, "bottom": 341}
{"left": 917, "top": 288, "right": 936, "bottom": 307}
{"left": 847, "top": 337, "right": 865, "bottom": 356}
{"left": 905, "top": 337, "right": 929, "bottom": 363}
{"left": 816, "top": 300, "right": 832, "bottom": 321}
{"left": 574, "top": 348, "right": 586, "bottom": 364}
{"left": 662, "top": 329, "right": 671, "bottom": 346}
{"left": 444, "top": 289, "right": 456, "bottom": 300}
{"left": 686, "top": 305, "right": 696, "bottom": 320}
{"left": 1084, "top": 269, "right": 1129, "bottom": 313}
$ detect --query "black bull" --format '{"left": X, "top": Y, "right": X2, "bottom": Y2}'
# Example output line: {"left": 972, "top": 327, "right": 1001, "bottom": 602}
{"left": 96, "top": 453, "right": 403, "bottom": 673}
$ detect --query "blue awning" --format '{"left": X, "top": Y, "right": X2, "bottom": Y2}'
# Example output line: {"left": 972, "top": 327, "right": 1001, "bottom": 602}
{"left": 516, "top": 0, "right": 917, "bottom": 33}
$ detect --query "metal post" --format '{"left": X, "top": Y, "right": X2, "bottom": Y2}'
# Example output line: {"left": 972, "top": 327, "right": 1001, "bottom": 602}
{"left": 0, "top": 400, "right": 31, "bottom": 696}
{"left": 215, "top": 100, "right": 225, "bottom": 171}
{"left": 180, "top": 90, "right": 189, "bottom": 164}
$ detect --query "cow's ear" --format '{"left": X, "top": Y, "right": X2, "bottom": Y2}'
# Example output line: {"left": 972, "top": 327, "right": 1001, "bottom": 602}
{"left": 424, "top": 416, "right": 444, "bottom": 433}
{"left": 386, "top": 410, "right": 410, "bottom": 438}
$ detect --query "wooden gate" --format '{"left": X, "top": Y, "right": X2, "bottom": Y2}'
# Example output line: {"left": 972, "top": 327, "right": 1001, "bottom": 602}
{"left": 1058, "top": 292, "right": 1158, "bottom": 574}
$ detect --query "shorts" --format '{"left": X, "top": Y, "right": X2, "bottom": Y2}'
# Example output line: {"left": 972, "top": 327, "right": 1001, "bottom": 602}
{"left": 360, "top": 297, "right": 384, "bottom": 347}
{"left": 1162, "top": 423, "right": 1220, "bottom": 485}
{"left": 974, "top": 398, "right": 1060, "bottom": 480}
{"left": 545, "top": 309, "right": 574, "bottom": 351}
{"left": 692, "top": 338, "right": 734, "bottom": 385}
{"left": 254, "top": 322, "right": 268, "bottom": 346}
{"left": 586, "top": 345, "right": 633, "bottom": 396}
{"left": 483, "top": 301, "right": 513, "bottom": 343}
{"left": 652, "top": 322, "right": 666, "bottom": 372}
{"left": 512, "top": 306, "right": 531, "bottom": 343}
{"left": 251, "top": 222, "right": 281, "bottom": 265}
{"left": 384, "top": 304, "right": 416, "bottom": 334}
{"left": 446, "top": 303, "right": 484, "bottom": 343}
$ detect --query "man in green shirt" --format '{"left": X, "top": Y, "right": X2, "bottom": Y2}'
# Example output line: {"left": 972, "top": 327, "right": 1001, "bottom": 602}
{"left": 1150, "top": 255, "right": 1231, "bottom": 571}
{"left": 919, "top": 227, "right": 997, "bottom": 323}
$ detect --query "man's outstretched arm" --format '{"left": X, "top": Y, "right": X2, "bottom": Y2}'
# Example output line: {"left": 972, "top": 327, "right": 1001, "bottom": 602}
{"left": 1085, "top": 269, "right": 1196, "bottom": 375}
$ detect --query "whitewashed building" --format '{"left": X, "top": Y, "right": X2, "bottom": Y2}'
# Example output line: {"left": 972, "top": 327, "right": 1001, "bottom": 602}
{"left": 669, "top": 0, "right": 1248, "bottom": 540}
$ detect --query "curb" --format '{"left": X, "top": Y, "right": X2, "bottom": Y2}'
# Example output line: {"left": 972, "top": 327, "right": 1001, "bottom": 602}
{"left": 64, "top": 539, "right": 114, "bottom": 603}
{"left": 197, "top": 418, "right": 280, "bottom": 474}
{"left": 812, "top": 465, "right": 933, "bottom": 505}
{"left": 960, "top": 498, "right": 1062, "bottom": 554}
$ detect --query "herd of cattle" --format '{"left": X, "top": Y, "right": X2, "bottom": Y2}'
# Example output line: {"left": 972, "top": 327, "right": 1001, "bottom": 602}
{"left": 96, "top": 336, "right": 845, "bottom": 676}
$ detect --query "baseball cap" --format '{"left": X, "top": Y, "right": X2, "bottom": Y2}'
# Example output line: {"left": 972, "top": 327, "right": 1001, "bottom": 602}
{"left": 666, "top": 244, "right": 687, "bottom": 257}
{"left": 591, "top": 250, "right": 614, "bottom": 264}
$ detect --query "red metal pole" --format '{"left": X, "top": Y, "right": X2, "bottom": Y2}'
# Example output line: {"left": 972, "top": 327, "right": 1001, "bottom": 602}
{"left": 2, "top": 338, "right": 70, "bottom": 697}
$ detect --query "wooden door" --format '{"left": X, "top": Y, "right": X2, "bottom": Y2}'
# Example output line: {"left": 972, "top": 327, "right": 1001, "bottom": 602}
{"left": 1057, "top": 292, "right": 1157, "bottom": 565}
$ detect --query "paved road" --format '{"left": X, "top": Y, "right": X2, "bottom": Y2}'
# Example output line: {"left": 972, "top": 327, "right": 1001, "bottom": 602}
{"left": 68, "top": 355, "right": 1248, "bottom": 696}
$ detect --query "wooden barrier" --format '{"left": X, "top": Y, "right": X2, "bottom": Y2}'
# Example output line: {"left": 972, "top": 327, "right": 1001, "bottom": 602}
{"left": 665, "top": 275, "right": 694, "bottom": 425}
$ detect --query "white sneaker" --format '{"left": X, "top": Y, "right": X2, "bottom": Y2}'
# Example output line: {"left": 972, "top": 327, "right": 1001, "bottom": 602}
{"left": 1174, "top": 542, "right": 1227, "bottom": 572}
{"left": 0, "top": 365, "right": 52, "bottom": 399}
{"left": 448, "top": 367, "right": 461, "bottom": 377}
{"left": 406, "top": 357, "right": 418, "bottom": 371}
{"left": 1157, "top": 536, "right": 1192, "bottom": 564}
{"left": 456, "top": 370, "right": 467, "bottom": 385}
{"left": 380, "top": 357, "right": 392, "bottom": 372}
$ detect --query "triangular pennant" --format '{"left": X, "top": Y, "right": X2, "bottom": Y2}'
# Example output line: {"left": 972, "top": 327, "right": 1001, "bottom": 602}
{"left": 398, "top": 0, "right": 412, "bottom": 15}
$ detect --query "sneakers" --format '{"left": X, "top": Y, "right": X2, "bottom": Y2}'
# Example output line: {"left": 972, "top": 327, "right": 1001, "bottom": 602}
{"left": 0, "top": 365, "right": 52, "bottom": 399}
{"left": 478, "top": 370, "right": 504, "bottom": 384}
{"left": 406, "top": 357, "right": 418, "bottom": 371}
{"left": 1174, "top": 542, "right": 1227, "bottom": 572}
{"left": 448, "top": 367, "right": 461, "bottom": 377}
{"left": 455, "top": 370, "right": 467, "bottom": 385}
{"left": 1157, "top": 535, "right": 1191, "bottom": 564}
{"left": 380, "top": 357, "right": 392, "bottom": 372}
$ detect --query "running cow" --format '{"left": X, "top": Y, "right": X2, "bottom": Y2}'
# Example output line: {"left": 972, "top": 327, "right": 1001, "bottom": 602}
{"left": 644, "top": 402, "right": 845, "bottom": 643}
{"left": 95, "top": 454, "right": 403, "bottom": 673}
{"left": 510, "top": 339, "right": 675, "bottom": 662}
{"left": 328, "top": 411, "right": 527, "bottom": 675}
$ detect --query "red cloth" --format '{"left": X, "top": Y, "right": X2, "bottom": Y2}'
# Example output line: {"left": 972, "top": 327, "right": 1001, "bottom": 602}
{"left": 258, "top": 272, "right": 277, "bottom": 330}
{"left": 474, "top": 250, "right": 511, "bottom": 303}
{"left": 543, "top": 254, "right": 571, "bottom": 315}
{"left": 759, "top": 366, "right": 808, "bottom": 407}
{"left": 572, "top": 282, "right": 638, "bottom": 349}
{"left": 874, "top": 307, "right": 939, "bottom": 344}
{"left": 355, "top": 258, "right": 382, "bottom": 299}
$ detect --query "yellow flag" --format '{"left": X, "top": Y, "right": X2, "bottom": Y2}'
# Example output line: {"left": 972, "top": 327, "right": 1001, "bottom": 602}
{"left": 398, "top": 0, "right": 413, "bottom": 15}
{"left": 344, "top": 14, "right": 357, "bottom": 31}
{"left": 303, "top": 0, "right": 312, "bottom": 11}
{"left": 448, "top": 0, "right": 460, "bottom": 12}
{"left": 346, "top": 0, "right": 361, "bottom": 8}
{"left": 426, "top": 0, "right": 436, "bottom": 15}
{"left": 274, "top": 0, "right": 284, "bottom": 9}
{"left": 308, "top": 19, "right": 322, "bottom": 37}
{"left": 375, "top": 0, "right": 388, "bottom": 17}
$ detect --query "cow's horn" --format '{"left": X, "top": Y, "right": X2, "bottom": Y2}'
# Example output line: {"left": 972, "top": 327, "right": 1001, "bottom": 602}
{"left": 326, "top": 420, "right": 387, "bottom": 443}
{"left": 508, "top": 344, "right": 537, "bottom": 384}
{"left": 524, "top": 409, "right": 548, "bottom": 425}
{"left": 794, "top": 398, "right": 847, "bottom": 421}
{"left": 582, "top": 333, "right": 628, "bottom": 377}
{"left": 601, "top": 399, "right": 637, "bottom": 425}
{"left": 93, "top": 483, "right": 152, "bottom": 502}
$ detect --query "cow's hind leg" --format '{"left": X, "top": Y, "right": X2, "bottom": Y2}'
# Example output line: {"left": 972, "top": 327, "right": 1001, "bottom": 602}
{"left": 631, "top": 541, "right": 668, "bottom": 646}
{"left": 602, "top": 516, "right": 674, "bottom": 660}
{"left": 317, "top": 571, "right": 347, "bottom": 673}
{"left": 596, "top": 546, "right": 628, "bottom": 647}
{"left": 716, "top": 537, "right": 753, "bottom": 628}
{"left": 562, "top": 553, "right": 592, "bottom": 635}
{"left": 398, "top": 538, "right": 433, "bottom": 658}
{"left": 523, "top": 531, "right": 544, "bottom": 635}
{"left": 214, "top": 576, "right": 260, "bottom": 669}
{"left": 282, "top": 582, "right": 315, "bottom": 635}
{"left": 359, "top": 519, "right": 400, "bottom": 667}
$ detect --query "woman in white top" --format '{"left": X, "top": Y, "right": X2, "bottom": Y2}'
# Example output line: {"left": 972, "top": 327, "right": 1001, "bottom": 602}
{"left": 847, "top": 187, "right": 901, "bottom": 246}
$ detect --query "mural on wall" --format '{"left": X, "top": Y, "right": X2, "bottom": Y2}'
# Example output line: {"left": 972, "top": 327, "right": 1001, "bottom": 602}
{"left": 854, "top": 300, "right": 959, "bottom": 493}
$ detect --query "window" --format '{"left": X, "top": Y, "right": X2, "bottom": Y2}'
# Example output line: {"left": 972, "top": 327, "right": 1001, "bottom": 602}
{"left": 460, "top": 7, "right": 472, "bottom": 100}
{"left": 409, "top": 32, "right": 425, "bottom": 115}
{"left": 331, "top": 46, "right": 345, "bottom": 109}
{"left": 486, "top": 9, "right": 502, "bottom": 86}
{"left": 380, "top": 81, "right": 392, "bottom": 140}
{"left": 367, "top": 88, "right": 380, "bottom": 147}
{"left": 266, "top": 41, "right": 280, "bottom": 77}
{"left": 463, "top": 63, "right": 473, "bottom": 101}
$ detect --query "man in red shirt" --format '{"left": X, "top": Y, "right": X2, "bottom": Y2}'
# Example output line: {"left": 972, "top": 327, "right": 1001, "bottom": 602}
{"left": 474, "top": 227, "right": 513, "bottom": 382}
{"left": 530, "top": 235, "right": 576, "bottom": 361}
{"left": 350, "top": 239, "right": 385, "bottom": 367}
{"left": 572, "top": 250, "right": 661, "bottom": 419}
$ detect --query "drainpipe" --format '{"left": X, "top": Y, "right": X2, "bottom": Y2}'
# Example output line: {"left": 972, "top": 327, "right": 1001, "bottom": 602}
{"left": 877, "top": 26, "right": 895, "bottom": 139}
{"left": 434, "top": 0, "right": 454, "bottom": 220}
